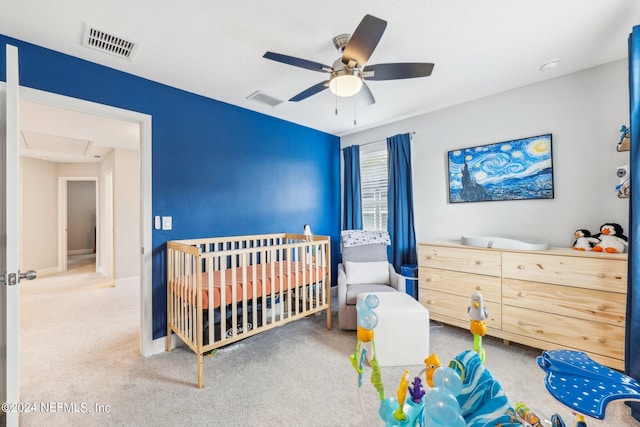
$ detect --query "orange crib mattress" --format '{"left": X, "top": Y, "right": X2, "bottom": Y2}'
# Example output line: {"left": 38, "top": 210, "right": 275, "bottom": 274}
{"left": 172, "top": 261, "right": 325, "bottom": 310}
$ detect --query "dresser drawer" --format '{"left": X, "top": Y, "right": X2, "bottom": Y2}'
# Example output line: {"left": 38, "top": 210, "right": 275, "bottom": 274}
{"left": 502, "top": 305, "right": 624, "bottom": 361}
{"left": 503, "top": 278, "right": 625, "bottom": 327}
{"left": 502, "top": 252, "right": 627, "bottom": 293}
{"left": 419, "top": 245, "right": 501, "bottom": 277}
{"left": 419, "top": 289, "right": 501, "bottom": 330}
{"left": 419, "top": 267, "right": 501, "bottom": 302}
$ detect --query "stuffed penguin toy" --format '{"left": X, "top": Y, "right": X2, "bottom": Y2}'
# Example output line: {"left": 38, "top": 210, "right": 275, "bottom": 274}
{"left": 572, "top": 229, "right": 600, "bottom": 251}
{"left": 592, "top": 223, "right": 628, "bottom": 253}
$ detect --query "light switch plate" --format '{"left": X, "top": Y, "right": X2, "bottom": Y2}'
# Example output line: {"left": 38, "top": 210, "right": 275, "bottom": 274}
{"left": 162, "top": 216, "right": 172, "bottom": 230}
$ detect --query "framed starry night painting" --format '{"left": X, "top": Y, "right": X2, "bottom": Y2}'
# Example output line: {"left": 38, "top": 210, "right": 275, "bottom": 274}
{"left": 447, "top": 134, "right": 554, "bottom": 203}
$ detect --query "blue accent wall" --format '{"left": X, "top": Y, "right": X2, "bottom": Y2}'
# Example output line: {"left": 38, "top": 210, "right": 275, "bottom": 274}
{"left": 1, "top": 35, "right": 341, "bottom": 340}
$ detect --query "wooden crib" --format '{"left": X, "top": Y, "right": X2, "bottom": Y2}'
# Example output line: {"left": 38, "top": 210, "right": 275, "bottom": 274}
{"left": 166, "top": 233, "right": 331, "bottom": 388}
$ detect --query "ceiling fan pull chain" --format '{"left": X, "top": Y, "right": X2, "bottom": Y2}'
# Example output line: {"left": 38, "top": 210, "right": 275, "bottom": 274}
{"left": 353, "top": 101, "right": 357, "bottom": 125}
{"left": 335, "top": 89, "right": 338, "bottom": 115}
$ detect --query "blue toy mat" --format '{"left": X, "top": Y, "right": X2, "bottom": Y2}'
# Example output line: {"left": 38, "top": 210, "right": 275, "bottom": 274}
{"left": 537, "top": 350, "right": 640, "bottom": 419}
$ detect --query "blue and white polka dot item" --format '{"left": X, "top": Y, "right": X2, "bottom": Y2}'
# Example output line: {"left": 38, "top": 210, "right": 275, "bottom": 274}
{"left": 537, "top": 350, "right": 640, "bottom": 420}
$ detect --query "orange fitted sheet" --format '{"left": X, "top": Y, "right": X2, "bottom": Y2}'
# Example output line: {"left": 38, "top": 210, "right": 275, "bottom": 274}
{"left": 172, "top": 261, "right": 325, "bottom": 310}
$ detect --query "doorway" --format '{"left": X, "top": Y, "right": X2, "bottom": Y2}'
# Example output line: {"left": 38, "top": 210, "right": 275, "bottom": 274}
{"left": 19, "top": 87, "right": 153, "bottom": 356}
{"left": 58, "top": 178, "right": 100, "bottom": 275}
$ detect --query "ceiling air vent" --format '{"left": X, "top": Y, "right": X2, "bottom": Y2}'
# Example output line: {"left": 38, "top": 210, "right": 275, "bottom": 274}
{"left": 246, "top": 91, "right": 283, "bottom": 107}
{"left": 82, "top": 24, "right": 138, "bottom": 60}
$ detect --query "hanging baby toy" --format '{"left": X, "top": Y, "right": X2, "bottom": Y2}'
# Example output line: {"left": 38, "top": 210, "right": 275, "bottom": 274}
{"left": 468, "top": 291, "right": 488, "bottom": 362}
{"left": 350, "top": 294, "right": 383, "bottom": 398}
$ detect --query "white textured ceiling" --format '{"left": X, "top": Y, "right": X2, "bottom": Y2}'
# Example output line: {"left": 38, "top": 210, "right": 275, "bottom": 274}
{"left": 2, "top": 0, "right": 640, "bottom": 161}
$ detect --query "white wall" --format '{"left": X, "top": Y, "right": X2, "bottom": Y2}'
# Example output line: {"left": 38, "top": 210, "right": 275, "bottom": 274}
{"left": 21, "top": 149, "right": 140, "bottom": 280}
{"left": 20, "top": 157, "right": 58, "bottom": 272}
{"left": 341, "top": 60, "right": 630, "bottom": 248}
{"left": 99, "top": 151, "right": 115, "bottom": 279}
{"left": 113, "top": 149, "right": 140, "bottom": 282}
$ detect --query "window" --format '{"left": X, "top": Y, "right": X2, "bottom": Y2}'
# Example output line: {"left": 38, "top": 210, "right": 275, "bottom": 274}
{"left": 360, "top": 148, "right": 388, "bottom": 231}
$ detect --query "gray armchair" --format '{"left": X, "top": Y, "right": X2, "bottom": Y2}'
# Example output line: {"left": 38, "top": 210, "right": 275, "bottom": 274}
{"left": 337, "top": 238, "right": 404, "bottom": 330}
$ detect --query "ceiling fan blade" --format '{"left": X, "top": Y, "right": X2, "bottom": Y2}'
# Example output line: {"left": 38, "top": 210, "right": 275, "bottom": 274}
{"left": 263, "top": 52, "right": 331, "bottom": 73}
{"left": 342, "top": 14, "right": 387, "bottom": 68}
{"left": 289, "top": 81, "right": 330, "bottom": 102}
{"left": 363, "top": 63, "right": 435, "bottom": 81}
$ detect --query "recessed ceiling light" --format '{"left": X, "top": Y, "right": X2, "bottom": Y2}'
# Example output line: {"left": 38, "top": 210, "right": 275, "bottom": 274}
{"left": 540, "top": 60, "right": 561, "bottom": 72}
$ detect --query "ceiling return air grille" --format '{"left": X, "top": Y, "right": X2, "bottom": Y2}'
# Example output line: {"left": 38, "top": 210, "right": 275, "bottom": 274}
{"left": 246, "top": 91, "right": 283, "bottom": 107}
{"left": 82, "top": 24, "right": 138, "bottom": 60}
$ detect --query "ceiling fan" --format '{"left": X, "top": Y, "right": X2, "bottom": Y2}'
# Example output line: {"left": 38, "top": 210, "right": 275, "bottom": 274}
{"left": 263, "top": 14, "right": 434, "bottom": 104}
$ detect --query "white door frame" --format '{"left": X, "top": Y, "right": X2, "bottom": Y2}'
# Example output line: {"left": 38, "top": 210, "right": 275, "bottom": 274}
{"left": 103, "top": 171, "right": 114, "bottom": 278}
{"left": 3, "top": 43, "right": 21, "bottom": 427}
{"left": 58, "top": 177, "right": 99, "bottom": 274}
{"left": 19, "top": 87, "right": 154, "bottom": 357}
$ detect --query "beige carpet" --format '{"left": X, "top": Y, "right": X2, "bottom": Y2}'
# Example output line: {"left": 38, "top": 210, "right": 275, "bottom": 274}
{"left": 17, "top": 255, "right": 639, "bottom": 426}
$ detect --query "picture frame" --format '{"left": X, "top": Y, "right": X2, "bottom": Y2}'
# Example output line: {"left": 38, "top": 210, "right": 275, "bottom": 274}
{"left": 447, "top": 134, "right": 554, "bottom": 203}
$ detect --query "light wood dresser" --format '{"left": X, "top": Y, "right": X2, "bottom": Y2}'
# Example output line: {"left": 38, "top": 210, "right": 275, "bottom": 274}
{"left": 418, "top": 241, "right": 628, "bottom": 370}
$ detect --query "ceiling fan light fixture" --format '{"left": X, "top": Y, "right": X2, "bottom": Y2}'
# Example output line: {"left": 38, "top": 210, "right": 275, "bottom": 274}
{"left": 329, "top": 69, "right": 363, "bottom": 97}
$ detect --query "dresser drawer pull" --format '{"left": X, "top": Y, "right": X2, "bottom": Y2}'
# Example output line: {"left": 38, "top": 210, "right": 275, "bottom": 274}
{"left": 598, "top": 337, "right": 606, "bottom": 344}
{"left": 427, "top": 300, "right": 435, "bottom": 305}
{"left": 517, "top": 264, "right": 525, "bottom": 270}
{"left": 475, "top": 260, "right": 483, "bottom": 265}
{"left": 475, "top": 285, "right": 482, "bottom": 290}
{"left": 518, "top": 292, "right": 524, "bottom": 297}
{"left": 597, "top": 273, "right": 605, "bottom": 278}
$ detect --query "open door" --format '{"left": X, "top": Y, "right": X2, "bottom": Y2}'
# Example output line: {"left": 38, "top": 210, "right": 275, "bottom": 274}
{"left": 1, "top": 44, "right": 36, "bottom": 427}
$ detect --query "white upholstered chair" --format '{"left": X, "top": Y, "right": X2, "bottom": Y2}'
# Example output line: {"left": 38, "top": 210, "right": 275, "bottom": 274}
{"left": 337, "top": 230, "right": 404, "bottom": 330}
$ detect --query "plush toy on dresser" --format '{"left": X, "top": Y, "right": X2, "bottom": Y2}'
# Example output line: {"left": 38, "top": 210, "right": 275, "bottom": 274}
{"left": 592, "top": 223, "right": 628, "bottom": 253}
{"left": 572, "top": 229, "right": 600, "bottom": 251}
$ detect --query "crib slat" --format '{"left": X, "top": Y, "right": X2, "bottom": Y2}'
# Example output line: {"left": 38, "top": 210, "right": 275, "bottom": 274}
{"left": 219, "top": 263, "right": 227, "bottom": 343}
{"left": 240, "top": 252, "right": 248, "bottom": 339}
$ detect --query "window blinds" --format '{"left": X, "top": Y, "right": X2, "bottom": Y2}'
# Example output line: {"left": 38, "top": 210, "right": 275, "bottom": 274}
{"left": 360, "top": 149, "right": 388, "bottom": 231}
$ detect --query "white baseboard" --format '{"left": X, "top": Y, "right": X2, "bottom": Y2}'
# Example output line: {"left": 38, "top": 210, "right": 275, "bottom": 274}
{"left": 33, "top": 266, "right": 61, "bottom": 278}
{"left": 148, "top": 334, "right": 184, "bottom": 356}
{"left": 67, "top": 249, "right": 94, "bottom": 255}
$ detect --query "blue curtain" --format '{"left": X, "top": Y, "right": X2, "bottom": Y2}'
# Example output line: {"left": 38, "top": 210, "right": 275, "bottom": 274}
{"left": 343, "top": 145, "right": 363, "bottom": 230}
{"left": 387, "top": 133, "right": 417, "bottom": 271}
{"left": 627, "top": 24, "right": 640, "bottom": 422}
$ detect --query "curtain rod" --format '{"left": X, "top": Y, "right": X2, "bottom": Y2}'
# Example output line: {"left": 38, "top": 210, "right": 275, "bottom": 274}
{"left": 342, "top": 131, "right": 416, "bottom": 150}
